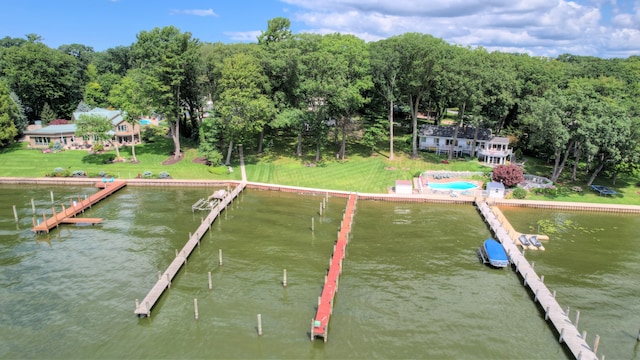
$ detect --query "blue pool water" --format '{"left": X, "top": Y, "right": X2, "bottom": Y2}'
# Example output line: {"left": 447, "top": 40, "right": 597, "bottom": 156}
{"left": 428, "top": 181, "right": 478, "bottom": 190}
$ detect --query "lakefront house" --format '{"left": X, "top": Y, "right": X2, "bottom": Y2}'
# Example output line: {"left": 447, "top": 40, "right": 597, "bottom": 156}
{"left": 418, "top": 124, "right": 512, "bottom": 165}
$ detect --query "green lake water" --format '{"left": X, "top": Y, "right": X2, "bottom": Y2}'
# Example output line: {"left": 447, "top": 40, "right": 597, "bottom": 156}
{"left": 0, "top": 185, "right": 637, "bottom": 359}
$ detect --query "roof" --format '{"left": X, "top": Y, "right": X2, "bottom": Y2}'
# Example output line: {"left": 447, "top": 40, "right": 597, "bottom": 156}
{"left": 24, "top": 124, "right": 77, "bottom": 135}
{"left": 395, "top": 180, "right": 412, "bottom": 186}
{"left": 419, "top": 125, "right": 493, "bottom": 141}
{"left": 487, "top": 181, "right": 505, "bottom": 189}
{"left": 489, "top": 136, "right": 510, "bottom": 145}
{"left": 73, "top": 107, "right": 125, "bottom": 126}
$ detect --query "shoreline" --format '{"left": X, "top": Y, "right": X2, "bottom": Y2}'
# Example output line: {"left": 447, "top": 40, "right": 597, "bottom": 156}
{"left": 1, "top": 176, "right": 640, "bottom": 214}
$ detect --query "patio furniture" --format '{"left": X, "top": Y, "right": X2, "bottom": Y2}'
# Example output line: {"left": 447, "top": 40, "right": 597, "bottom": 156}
{"left": 591, "top": 185, "right": 617, "bottom": 196}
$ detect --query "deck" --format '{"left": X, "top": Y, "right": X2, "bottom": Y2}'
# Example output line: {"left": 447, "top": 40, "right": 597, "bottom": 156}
{"left": 134, "top": 182, "right": 246, "bottom": 317}
{"left": 475, "top": 200, "right": 597, "bottom": 360}
{"left": 311, "top": 193, "right": 358, "bottom": 342}
{"left": 31, "top": 180, "right": 126, "bottom": 233}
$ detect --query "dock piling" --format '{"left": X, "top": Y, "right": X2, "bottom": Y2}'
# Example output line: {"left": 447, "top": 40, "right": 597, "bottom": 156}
{"left": 319, "top": 203, "right": 323, "bottom": 216}
{"left": 31, "top": 198, "right": 35, "bottom": 214}
{"left": 157, "top": 271, "right": 161, "bottom": 280}
{"left": 283, "top": 269, "right": 287, "bottom": 287}
{"left": 575, "top": 310, "right": 580, "bottom": 329}
{"left": 593, "top": 335, "right": 600, "bottom": 354}
{"left": 311, "top": 217, "right": 315, "bottom": 232}
{"left": 540, "top": 275, "right": 544, "bottom": 284}
{"left": 12, "top": 205, "right": 18, "bottom": 222}
{"left": 194, "top": 298, "right": 199, "bottom": 320}
{"left": 559, "top": 328, "right": 565, "bottom": 343}
{"left": 257, "top": 314, "right": 263, "bottom": 336}
{"left": 208, "top": 272, "right": 212, "bottom": 290}
{"left": 50, "top": 190, "right": 54, "bottom": 204}
{"left": 219, "top": 249, "right": 223, "bottom": 266}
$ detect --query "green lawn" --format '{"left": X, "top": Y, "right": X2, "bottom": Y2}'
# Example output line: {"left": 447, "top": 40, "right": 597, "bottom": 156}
{"left": 2, "top": 140, "right": 639, "bottom": 204}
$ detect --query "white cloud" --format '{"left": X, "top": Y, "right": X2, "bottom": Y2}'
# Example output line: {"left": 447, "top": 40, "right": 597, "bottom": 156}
{"left": 169, "top": 9, "right": 218, "bottom": 17}
{"left": 281, "top": 0, "right": 640, "bottom": 57}
{"left": 224, "top": 31, "right": 261, "bottom": 42}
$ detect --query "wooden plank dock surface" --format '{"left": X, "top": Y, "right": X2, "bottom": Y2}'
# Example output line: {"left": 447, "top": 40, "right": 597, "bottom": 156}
{"left": 134, "top": 182, "right": 246, "bottom": 317}
{"left": 476, "top": 200, "right": 598, "bottom": 360}
{"left": 311, "top": 193, "right": 357, "bottom": 342}
{"left": 31, "top": 180, "right": 126, "bottom": 233}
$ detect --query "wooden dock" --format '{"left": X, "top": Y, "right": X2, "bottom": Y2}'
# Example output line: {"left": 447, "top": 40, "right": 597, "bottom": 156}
{"left": 311, "top": 193, "right": 358, "bottom": 342}
{"left": 476, "top": 200, "right": 598, "bottom": 360}
{"left": 134, "top": 182, "right": 246, "bottom": 317}
{"left": 31, "top": 180, "right": 126, "bottom": 233}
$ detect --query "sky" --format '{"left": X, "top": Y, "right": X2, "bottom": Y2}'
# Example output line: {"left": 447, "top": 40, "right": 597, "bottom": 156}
{"left": 1, "top": 0, "right": 639, "bottom": 58}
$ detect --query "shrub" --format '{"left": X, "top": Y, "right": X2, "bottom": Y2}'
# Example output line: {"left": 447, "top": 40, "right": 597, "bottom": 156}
{"left": 93, "top": 143, "right": 104, "bottom": 152}
{"left": 51, "top": 142, "right": 64, "bottom": 151}
{"left": 142, "top": 126, "right": 168, "bottom": 143}
{"left": 512, "top": 187, "right": 528, "bottom": 199}
{"left": 52, "top": 167, "right": 70, "bottom": 177}
{"left": 72, "top": 170, "right": 85, "bottom": 177}
{"left": 159, "top": 171, "right": 171, "bottom": 179}
{"left": 143, "top": 171, "right": 153, "bottom": 178}
{"left": 492, "top": 164, "right": 524, "bottom": 187}
{"left": 98, "top": 171, "right": 108, "bottom": 177}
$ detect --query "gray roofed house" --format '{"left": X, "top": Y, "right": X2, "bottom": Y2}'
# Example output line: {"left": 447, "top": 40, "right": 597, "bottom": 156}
{"left": 418, "top": 124, "right": 512, "bottom": 165}
{"left": 24, "top": 107, "right": 141, "bottom": 150}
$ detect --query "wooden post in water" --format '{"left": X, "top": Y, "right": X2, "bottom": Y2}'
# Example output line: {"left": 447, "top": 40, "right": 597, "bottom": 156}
{"left": 12, "top": 205, "right": 18, "bottom": 222}
{"left": 135, "top": 299, "right": 139, "bottom": 308}
{"left": 158, "top": 271, "right": 161, "bottom": 280}
{"left": 310, "top": 319, "right": 315, "bottom": 341}
{"left": 593, "top": 335, "right": 600, "bottom": 354}
{"left": 166, "top": 273, "right": 171, "bottom": 288}
{"left": 575, "top": 310, "right": 580, "bottom": 329}
{"left": 540, "top": 275, "right": 544, "bottom": 284}
{"left": 31, "top": 198, "right": 36, "bottom": 214}
{"left": 319, "top": 203, "right": 323, "bottom": 216}
{"left": 559, "top": 328, "right": 565, "bottom": 343}
{"left": 194, "top": 298, "right": 199, "bottom": 320}
{"left": 257, "top": 314, "right": 263, "bottom": 336}
{"left": 208, "top": 272, "right": 212, "bottom": 290}
{"left": 311, "top": 217, "right": 315, "bottom": 232}
{"left": 50, "top": 191, "right": 54, "bottom": 204}
{"left": 545, "top": 306, "right": 550, "bottom": 320}
{"left": 566, "top": 306, "right": 570, "bottom": 317}
{"left": 175, "top": 249, "right": 178, "bottom": 257}
{"left": 553, "top": 290, "right": 556, "bottom": 298}
{"left": 218, "top": 249, "right": 223, "bottom": 266}
{"left": 283, "top": 269, "right": 287, "bottom": 287}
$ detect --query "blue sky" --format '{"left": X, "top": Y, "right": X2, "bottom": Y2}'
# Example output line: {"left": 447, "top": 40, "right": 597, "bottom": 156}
{"left": 1, "top": 0, "right": 638, "bottom": 58}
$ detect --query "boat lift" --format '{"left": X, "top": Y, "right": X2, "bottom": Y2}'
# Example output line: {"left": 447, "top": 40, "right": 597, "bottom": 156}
{"left": 191, "top": 189, "right": 228, "bottom": 212}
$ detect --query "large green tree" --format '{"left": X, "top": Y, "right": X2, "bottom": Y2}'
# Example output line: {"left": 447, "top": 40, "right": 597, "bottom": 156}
{"left": 131, "top": 26, "right": 200, "bottom": 159}
{"left": 75, "top": 113, "right": 122, "bottom": 159}
{"left": 0, "top": 80, "right": 20, "bottom": 146}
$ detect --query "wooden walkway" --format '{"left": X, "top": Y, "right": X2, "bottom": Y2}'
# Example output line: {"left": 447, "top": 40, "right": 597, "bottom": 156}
{"left": 134, "top": 182, "right": 246, "bottom": 317}
{"left": 311, "top": 193, "right": 358, "bottom": 342}
{"left": 475, "top": 200, "right": 598, "bottom": 360}
{"left": 31, "top": 180, "right": 127, "bottom": 233}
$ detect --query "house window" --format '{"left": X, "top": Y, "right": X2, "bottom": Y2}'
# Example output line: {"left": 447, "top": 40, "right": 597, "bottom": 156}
{"left": 118, "top": 124, "right": 128, "bottom": 132}
{"left": 434, "top": 138, "right": 439, "bottom": 145}
{"left": 34, "top": 137, "right": 50, "bottom": 146}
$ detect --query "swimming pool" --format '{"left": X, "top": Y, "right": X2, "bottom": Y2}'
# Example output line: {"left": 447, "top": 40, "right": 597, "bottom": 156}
{"left": 428, "top": 181, "right": 478, "bottom": 191}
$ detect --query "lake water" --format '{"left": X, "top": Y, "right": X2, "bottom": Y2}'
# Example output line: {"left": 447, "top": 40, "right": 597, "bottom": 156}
{"left": 0, "top": 184, "right": 637, "bottom": 359}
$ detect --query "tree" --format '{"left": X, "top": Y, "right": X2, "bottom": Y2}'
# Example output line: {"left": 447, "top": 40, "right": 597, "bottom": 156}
{"left": 0, "top": 81, "right": 20, "bottom": 147}
{"left": 74, "top": 113, "right": 122, "bottom": 160}
{"left": 40, "top": 103, "right": 57, "bottom": 124}
{"left": 396, "top": 33, "right": 450, "bottom": 158}
{"left": 215, "top": 52, "right": 275, "bottom": 164}
{"left": 492, "top": 164, "right": 524, "bottom": 187}
{"left": 109, "top": 69, "right": 154, "bottom": 163}
{"left": 1, "top": 39, "right": 80, "bottom": 120}
{"left": 131, "top": 26, "right": 200, "bottom": 160}
{"left": 370, "top": 37, "right": 402, "bottom": 160}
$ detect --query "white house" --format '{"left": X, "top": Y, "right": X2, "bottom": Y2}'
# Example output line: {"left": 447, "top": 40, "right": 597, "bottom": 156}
{"left": 486, "top": 182, "right": 506, "bottom": 198}
{"left": 418, "top": 125, "right": 512, "bottom": 165}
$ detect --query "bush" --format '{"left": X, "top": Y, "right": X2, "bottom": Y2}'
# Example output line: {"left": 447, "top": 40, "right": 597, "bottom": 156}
{"left": 98, "top": 171, "right": 108, "bottom": 177}
{"left": 142, "top": 126, "right": 168, "bottom": 143}
{"left": 512, "top": 187, "right": 528, "bottom": 199}
{"left": 143, "top": 171, "right": 153, "bottom": 178}
{"left": 51, "top": 142, "right": 64, "bottom": 151}
{"left": 492, "top": 164, "right": 524, "bottom": 187}
{"left": 72, "top": 170, "right": 86, "bottom": 177}
{"left": 52, "top": 167, "right": 70, "bottom": 177}
{"left": 93, "top": 143, "right": 104, "bottom": 152}
{"left": 531, "top": 186, "right": 558, "bottom": 197}
{"left": 159, "top": 171, "right": 171, "bottom": 179}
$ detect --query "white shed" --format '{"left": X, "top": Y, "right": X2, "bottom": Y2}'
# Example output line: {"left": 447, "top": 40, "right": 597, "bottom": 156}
{"left": 395, "top": 180, "right": 413, "bottom": 195}
{"left": 486, "top": 181, "right": 505, "bottom": 198}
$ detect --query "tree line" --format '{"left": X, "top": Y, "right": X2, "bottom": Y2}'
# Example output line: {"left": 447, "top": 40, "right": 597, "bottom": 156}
{"left": 1, "top": 18, "right": 638, "bottom": 185}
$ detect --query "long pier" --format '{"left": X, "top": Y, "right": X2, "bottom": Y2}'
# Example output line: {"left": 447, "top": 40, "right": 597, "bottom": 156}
{"left": 311, "top": 193, "right": 358, "bottom": 342}
{"left": 476, "top": 200, "right": 598, "bottom": 360}
{"left": 134, "top": 182, "right": 246, "bottom": 317}
{"left": 31, "top": 180, "right": 127, "bottom": 233}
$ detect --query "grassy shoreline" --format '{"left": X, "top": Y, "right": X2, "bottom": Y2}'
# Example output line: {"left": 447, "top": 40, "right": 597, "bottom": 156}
{"left": 2, "top": 140, "right": 638, "bottom": 205}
